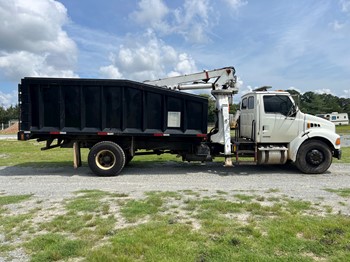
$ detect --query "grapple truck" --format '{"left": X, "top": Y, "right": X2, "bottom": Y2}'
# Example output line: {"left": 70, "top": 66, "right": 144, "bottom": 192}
{"left": 18, "top": 67, "right": 341, "bottom": 175}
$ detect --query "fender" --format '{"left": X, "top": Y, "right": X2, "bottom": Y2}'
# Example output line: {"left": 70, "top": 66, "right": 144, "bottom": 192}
{"left": 288, "top": 129, "right": 340, "bottom": 162}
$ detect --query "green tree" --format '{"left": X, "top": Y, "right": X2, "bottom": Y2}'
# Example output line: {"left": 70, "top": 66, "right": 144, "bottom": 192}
{"left": 290, "top": 90, "right": 350, "bottom": 116}
{"left": 0, "top": 106, "right": 5, "bottom": 124}
{"left": 319, "top": 93, "right": 341, "bottom": 113}
{"left": 0, "top": 104, "right": 19, "bottom": 124}
{"left": 286, "top": 89, "right": 301, "bottom": 107}
{"left": 300, "top": 91, "right": 326, "bottom": 115}
{"left": 5, "top": 105, "right": 19, "bottom": 120}
{"left": 199, "top": 94, "right": 216, "bottom": 123}
{"left": 339, "top": 97, "right": 350, "bottom": 116}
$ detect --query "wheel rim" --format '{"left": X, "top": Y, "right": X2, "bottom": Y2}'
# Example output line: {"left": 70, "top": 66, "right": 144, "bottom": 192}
{"left": 95, "top": 150, "right": 116, "bottom": 170}
{"left": 306, "top": 149, "right": 324, "bottom": 166}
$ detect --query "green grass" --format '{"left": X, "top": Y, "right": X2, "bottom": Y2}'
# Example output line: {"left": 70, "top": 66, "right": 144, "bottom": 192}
{"left": 334, "top": 146, "right": 350, "bottom": 164}
{"left": 0, "top": 213, "right": 34, "bottom": 241}
{"left": 1, "top": 190, "right": 350, "bottom": 261}
{"left": 0, "top": 140, "right": 88, "bottom": 167}
{"left": 325, "top": 188, "right": 350, "bottom": 198}
{"left": 234, "top": 193, "right": 255, "bottom": 201}
{"left": 87, "top": 221, "right": 205, "bottom": 262}
{"left": 65, "top": 190, "right": 111, "bottom": 212}
{"left": 0, "top": 194, "right": 34, "bottom": 243}
{"left": 131, "top": 151, "right": 180, "bottom": 164}
{"left": 336, "top": 125, "right": 350, "bottom": 134}
{"left": 120, "top": 191, "right": 181, "bottom": 222}
{"left": 0, "top": 194, "right": 32, "bottom": 206}
{"left": 0, "top": 140, "right": 180, "bottom": 167}
{"left": 25, "top": 233, "right": 85, "bottom": 262}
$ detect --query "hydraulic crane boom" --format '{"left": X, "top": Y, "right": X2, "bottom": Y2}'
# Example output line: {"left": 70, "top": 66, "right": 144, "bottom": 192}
{"left": 145, "top": 66, "right": 238, "bottom": 92}
{"left": 145, "top": 66, "right": 240, "bottom": 166}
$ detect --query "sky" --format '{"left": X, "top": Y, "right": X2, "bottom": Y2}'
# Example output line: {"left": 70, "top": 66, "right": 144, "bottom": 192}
{"left": 1, "top": 0, "right": 350, "bottom": 108}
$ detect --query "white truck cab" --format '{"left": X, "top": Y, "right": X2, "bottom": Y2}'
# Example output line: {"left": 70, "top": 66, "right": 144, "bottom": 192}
{"left": 237, "top": 90, "right": 341, "bottom": 173}
{"left": 146, "top": 67, "right": 341, "bottom": 174}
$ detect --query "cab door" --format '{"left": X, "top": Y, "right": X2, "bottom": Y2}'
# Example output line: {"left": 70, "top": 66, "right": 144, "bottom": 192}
{"left": 259, "top": 94, "right": 300, "bottom": 143}
{"left": 240, "top": 95, "right": 257, "bottom": 140}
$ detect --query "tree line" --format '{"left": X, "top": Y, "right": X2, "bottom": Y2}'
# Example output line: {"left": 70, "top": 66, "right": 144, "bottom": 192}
{"left": 286, "top": 90, "right": 350, "bottom": 116}
{"left": 0, "top": 105, "right": 19, "bottom": 124}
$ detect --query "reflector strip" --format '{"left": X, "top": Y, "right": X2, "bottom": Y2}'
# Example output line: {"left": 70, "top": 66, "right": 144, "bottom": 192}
{"left": 98, "top": 132, "right": 114, "bottom": 136}
{"left": 153, "top": 133, "right": 170, "bottom": 137}
{"left": 49, "top": 131, "right": 66, "bottom": 135}
{"left": 196, "top": 134, "right": 207, "bottom": 137}
{"left": 24, "top": 131, "right": 31, "bottom": 134}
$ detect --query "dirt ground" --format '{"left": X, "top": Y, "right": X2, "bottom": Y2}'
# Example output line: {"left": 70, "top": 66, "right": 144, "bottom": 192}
{"left": 0, "top": 123, "right": 18, "bottom": 134}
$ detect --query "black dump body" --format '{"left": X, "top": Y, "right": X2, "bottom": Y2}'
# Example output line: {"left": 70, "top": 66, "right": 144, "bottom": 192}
{"left": 18, "top": 77, "right": 208, "bottom": 153}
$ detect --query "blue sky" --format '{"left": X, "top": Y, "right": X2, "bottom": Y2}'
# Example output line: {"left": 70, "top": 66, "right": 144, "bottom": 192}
{"left": 1, "top": 0, "right": 350, "bottom": 107}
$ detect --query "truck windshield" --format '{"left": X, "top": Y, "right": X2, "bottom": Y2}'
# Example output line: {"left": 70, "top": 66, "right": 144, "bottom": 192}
{"left": 263, "top": 95, "right": 294, "bottom": 116}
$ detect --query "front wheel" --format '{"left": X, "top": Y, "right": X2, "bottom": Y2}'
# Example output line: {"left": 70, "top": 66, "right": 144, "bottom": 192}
{"left": 88, "top": 141, "right": 125, "bottom": 176}
{"left": 295, "top": 140, "right": 332, "bottom": 174}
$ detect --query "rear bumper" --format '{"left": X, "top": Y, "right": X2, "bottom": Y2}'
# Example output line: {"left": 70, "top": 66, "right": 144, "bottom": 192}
{"left": 17, "top": 131, "right": 31, "bottom": 141}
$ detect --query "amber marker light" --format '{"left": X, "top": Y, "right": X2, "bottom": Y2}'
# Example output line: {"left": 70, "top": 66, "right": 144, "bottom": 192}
{"left": 336, "top": 138, "right": 341, "bottom": 145}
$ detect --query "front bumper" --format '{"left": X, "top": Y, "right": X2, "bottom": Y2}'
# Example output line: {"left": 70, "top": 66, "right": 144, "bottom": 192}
{"left": 333, "top": 149, "right": 341, "bottom": 160}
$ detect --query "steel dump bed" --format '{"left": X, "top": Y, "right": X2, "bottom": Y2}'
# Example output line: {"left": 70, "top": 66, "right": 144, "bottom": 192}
{"left": 18, "top": 78, "right": 208, "bottom": 139}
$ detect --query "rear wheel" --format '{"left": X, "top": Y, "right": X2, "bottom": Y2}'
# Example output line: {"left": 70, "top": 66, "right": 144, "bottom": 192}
{"left": 295, "top": 140, "right": 332, "bottom": 174}
{"left": 88, "top": 141, "right": 125, "bottom": 176}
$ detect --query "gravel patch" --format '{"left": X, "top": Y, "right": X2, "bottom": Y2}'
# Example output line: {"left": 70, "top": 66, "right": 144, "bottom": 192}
{"left": 0, "top": 135, "right": 16, "bottom": 140}
{"left": 0, "top": 162, "right": 349, "bottom": 213}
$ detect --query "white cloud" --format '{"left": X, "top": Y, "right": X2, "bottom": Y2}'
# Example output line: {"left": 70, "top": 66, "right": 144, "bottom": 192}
{"left": 235, "top": 76, "right": 244, "bottom": 89}
{"left": 99, "top": 31, "right": 197, "bottom": 81}
{"left": 0, "top": 51, "right": 77, "bottom": 79}
{"left": 131, "top": 0, "right": 169, "bottom": 31}
{"left": 99, "top": 65, "right": 123, "bottom": 79}
{"left": 0, "top": 90, "right": 17, "bottom": 109}
{"left": 173, "top": 0, "right": 216, "bottom": 43}
{"left": 329, "top": 20, "right": 345, "bottom": 31}
{"left": 0, "top": 0, "right": 77, "bottom": 80}
{"left": 239, "top": 85, "right": 253, "bottom": 97}
{"left": 131, "top": 0, "right": 245, "bottom": 43}
{"left": 172, "top": 53, "right": 197, "bottom": 75}
{"left": 315, "top": 88, "right": 334, "bottom": 95}
{"left": 223, "top": 0, "right": 247, "bottom": 10}
{"left": 340, "top": 0, "right": 350, "bottom": 12}
{"left": 288, "top": 86, "right": 303, "bottom": 94}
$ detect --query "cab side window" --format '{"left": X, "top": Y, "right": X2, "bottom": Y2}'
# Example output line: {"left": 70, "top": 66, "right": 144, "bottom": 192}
{"left": 248, "top": 96, "right": 254, "bottom": 109}
{"left": 263, "top": 95, "right": 293, "bottom": 116}
{"left": 241, "top": 96, "right": 254, "bottom": 110}
{"left": 241, "top": 98, "right": 248, "bottom": 110}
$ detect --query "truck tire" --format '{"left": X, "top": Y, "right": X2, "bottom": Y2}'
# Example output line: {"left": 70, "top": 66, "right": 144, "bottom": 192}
{"left": 88, "top": 141, "right": 126, "bottom": 176}
{"left": 295, "top": 140, "right": 332, "bottom": 174}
